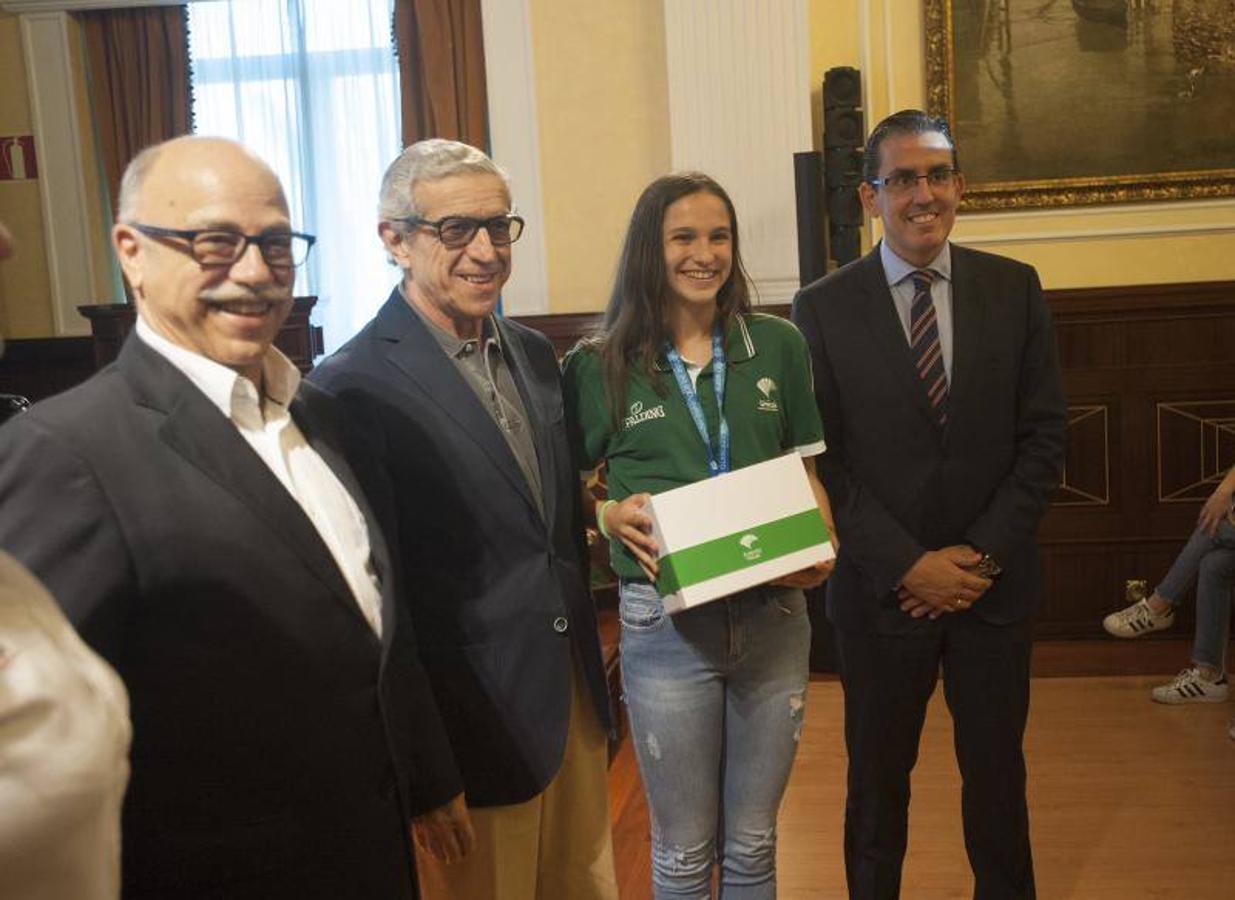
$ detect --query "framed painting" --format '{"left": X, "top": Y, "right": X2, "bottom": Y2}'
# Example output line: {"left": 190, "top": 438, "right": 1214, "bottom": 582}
{"left": 924, "top": 0, "right": 1235, "bottom": 210}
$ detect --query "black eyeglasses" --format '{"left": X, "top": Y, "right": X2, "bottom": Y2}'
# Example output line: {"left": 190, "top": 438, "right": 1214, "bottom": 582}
{"left": 867, "top": 166, "right": 961, "bottom": 195}
{"left": 396, "top": 214, "right": 525, "bottom": 249}
{"left": 131, "top": 224, "right": 316, "bottom": 268}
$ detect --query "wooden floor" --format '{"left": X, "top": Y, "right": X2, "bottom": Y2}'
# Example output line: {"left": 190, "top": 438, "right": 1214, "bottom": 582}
{"left": 608, "top": 639, "right": 1235, "bottom": 899}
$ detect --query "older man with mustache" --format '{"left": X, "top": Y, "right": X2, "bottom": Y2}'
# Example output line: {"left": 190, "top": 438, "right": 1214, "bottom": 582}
{"left": 0, "top": 137, "right": 463, "bottom": 900}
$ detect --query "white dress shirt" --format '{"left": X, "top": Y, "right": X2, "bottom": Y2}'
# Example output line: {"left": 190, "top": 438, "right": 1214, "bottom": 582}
{"left": 136, "top": 318, "right": 384, "bottom": 637}
{"left": 0, "top": 552, "right": 130, "bottom": 900}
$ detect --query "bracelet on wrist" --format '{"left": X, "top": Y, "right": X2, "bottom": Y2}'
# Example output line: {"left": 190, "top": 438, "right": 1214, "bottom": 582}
{"left": 596, "top": 499, "right": 617, "bottom": 540}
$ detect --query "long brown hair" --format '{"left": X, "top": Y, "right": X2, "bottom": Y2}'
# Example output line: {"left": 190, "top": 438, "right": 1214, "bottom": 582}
{"left": 594, "top": 172, "right": 752, "bottom": 425}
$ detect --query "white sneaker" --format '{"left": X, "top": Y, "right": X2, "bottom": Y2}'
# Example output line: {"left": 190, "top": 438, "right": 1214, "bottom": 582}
{"left": 1103, "top": 598, "right": 1174, "bottom": 638}
{"left": 1151, "top": 667, "right": 1229, "bottom": 704}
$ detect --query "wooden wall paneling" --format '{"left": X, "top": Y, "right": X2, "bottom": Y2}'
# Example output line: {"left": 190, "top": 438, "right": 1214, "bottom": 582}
{"left": 1043, "top": 281, "right": 1235, "bottom": 639}
{"left": 512, "top": 311, "right": 600, "bottom": 358}
{"left": 7, "top": 282, "right": 1233, "bottom": 646}
{"left": 1036, "top": 539, "right": 1201, "bottom": 639}
{"left": 516, "top": 283, "right": 1235, "bottom": 644}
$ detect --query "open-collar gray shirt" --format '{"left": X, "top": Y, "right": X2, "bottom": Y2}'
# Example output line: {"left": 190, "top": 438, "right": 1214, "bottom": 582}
{"left": 403, "top": 287, "right": 544, "bottom": 518}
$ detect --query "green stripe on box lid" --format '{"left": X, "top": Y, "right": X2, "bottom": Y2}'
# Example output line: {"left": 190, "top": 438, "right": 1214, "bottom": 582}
{"left": 656, "top": 508, "right": 830, "bottom": 595}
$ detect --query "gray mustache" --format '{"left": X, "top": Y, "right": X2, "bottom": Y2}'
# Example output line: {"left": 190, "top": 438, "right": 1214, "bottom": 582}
{"left": 200, "top": 288, "right": 289, "bottom": 306}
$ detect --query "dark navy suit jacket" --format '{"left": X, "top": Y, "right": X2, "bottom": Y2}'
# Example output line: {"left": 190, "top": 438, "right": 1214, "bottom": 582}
{"left": 792, "top": 244, "right": 1067, "bottom": 634}
{"left": 310, "top": 289, "right": 611, "bottom": 807}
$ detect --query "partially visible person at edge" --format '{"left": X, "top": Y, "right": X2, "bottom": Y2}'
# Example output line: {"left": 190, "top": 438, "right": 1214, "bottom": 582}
{"left": 309, "top": 139, "right": 619, "bottom": 900}
{"left": 562, "top": 172, "right": 837, "bottom": 899}
{"left": 792, "top": 109, "right": 1066, "bottom": 900}
{"left": 1103, "top": 463, "right": 1235, "bottom": 730}
{"left": 0, "top": 217, "right": 130, "bottom": 900}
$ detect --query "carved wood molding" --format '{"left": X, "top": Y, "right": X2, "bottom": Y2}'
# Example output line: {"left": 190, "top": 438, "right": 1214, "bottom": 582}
{"left": 1046, "top": 280, "right": 1234, "bottom": 319}
{"left": 512, "top": 281, "right": 1235, "bottom": 354}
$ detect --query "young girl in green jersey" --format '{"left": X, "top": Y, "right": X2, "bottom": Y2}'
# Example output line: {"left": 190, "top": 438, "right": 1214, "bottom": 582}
{"left": 563, "top": 172, "right": 836, "bottom": 898}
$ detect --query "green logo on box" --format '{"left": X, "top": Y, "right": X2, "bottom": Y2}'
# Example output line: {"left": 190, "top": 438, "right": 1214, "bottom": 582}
{"left": 656, "top": 509, "right": 829, "bottom": 595}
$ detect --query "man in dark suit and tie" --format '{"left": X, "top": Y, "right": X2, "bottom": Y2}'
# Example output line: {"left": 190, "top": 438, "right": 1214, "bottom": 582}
{"left": 0, "top": 136, "right": 464, "bottom": 899}
{"left": 792, "top": 110, "right": 1067, "bottom": 900}
{"left": 309, "top": 139, "right": 617, "bottom": 900}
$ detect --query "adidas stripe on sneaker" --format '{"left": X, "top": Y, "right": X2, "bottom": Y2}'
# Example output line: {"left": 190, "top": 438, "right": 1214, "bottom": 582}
{"left": 1103, "top": 598, "right": 1174, "bottom": 638}
{"left": 1151, "top": 667, "right": 1229, "bottom": 705}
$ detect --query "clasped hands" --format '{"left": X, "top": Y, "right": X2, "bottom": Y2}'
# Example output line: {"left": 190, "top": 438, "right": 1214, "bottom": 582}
{"left": 898, "top": 545, "right": 992, "bottom": 620}
{"left": 601, "top": 494, "right": 835, "bottom": 589}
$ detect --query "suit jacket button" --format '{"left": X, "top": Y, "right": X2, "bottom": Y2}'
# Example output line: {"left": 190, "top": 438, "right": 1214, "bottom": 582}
{"left": 552, "top": 616, "right": 569, "bottom": 634}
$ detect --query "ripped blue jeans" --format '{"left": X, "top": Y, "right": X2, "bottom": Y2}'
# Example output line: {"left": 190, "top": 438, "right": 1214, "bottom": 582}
{"left": 619, "top": 580, "right": 811, "bottom": 899}
{"left": 1155, "top": 517, "right": 1235, "bottom": 671}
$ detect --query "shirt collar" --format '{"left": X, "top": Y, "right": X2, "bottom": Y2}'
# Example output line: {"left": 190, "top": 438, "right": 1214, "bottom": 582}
{"left": 879, "top": 240, "right": 952, "bottom": 288}
{"left": 400, "top": 282, "right": 502, "bottom": 360}
{"left": 135, "top": 315, "right": 301, "bottom": 420}
{"left": 654, "top": 313, "right": 756, "bottom": 371}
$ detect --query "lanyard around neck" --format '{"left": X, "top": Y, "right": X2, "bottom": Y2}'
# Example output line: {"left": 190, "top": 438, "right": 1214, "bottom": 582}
{"left": 665, "top": 326, "right": 730, "bottom": 477}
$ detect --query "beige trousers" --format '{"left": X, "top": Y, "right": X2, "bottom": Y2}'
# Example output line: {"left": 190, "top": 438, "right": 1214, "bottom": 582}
{"left": 415, "top": 662, "right": 618, "bottom": 900}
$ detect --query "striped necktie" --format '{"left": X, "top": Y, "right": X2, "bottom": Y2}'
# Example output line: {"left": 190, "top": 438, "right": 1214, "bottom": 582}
{"left": 909, "top": 270, "right": 948, "bottom": 426}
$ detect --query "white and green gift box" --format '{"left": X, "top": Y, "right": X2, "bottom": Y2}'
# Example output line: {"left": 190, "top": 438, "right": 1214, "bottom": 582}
{"left": 648, "top": 453, "right": 834, "bottom": 613}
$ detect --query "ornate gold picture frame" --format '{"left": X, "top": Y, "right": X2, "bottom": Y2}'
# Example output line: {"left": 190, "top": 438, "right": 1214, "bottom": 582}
{"left": 924, "top": 0, "right": 1235, "bottom": 210}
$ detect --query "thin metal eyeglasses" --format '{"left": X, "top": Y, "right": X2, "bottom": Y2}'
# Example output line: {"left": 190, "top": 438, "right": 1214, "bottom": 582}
{"left": 395, "top": 214, "right": 525, "bottom": 249}
{"left": 131, "top": 224, "right": 317, "bottom": 268}
{"left": 867, "top": 166, "right": 961, "bottom": 195}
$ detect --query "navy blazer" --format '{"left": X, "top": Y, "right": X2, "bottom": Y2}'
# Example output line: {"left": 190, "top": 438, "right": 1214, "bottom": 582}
{"left": 0, "top": 337, "right": 461, "bottom": 899}
{"left": 310, "top": 289, "right": 611, "bottom": 807}
{"left": 792, "top": 244, "right": 1067, "bottom": 633}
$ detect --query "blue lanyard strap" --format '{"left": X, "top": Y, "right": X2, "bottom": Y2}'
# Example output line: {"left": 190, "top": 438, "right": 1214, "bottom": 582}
{"left": 666, "top": 326, "right": 730, "bottom": 477}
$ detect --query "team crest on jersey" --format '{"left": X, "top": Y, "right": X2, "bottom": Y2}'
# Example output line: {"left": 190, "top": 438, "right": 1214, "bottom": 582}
{"left": 624, "top": 399, "right": 667, "bottom": 430}
{"left": 755, "top": 377, "right": 779, "bottom": 412}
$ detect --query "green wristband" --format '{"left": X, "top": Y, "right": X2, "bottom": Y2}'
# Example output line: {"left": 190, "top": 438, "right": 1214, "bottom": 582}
{"left": 596, "top": 499, "right": 617, "bottom": 540}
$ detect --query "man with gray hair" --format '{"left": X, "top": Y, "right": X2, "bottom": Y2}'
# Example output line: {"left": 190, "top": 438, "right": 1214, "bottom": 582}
{"left": 0, "top": 136, "right": 464, "bottom": 899}
{"left": 310, "top": 139, "right": 618, "bottom": 899}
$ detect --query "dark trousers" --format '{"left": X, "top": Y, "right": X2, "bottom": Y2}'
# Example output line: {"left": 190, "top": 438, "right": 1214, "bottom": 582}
{"left": 835, "top": 614, "right": 1035, "bottom": 900}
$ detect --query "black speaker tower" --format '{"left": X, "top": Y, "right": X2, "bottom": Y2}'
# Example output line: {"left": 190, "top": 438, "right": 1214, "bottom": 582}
{"left": 792, "top": 151, "right": 826, "bottom": 287}
{"left": 823, "top": 66, "right": 863, "bottom": 267}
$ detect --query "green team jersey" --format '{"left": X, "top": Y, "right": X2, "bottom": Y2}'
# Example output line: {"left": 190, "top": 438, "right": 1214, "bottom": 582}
{"left": 562, "top": 312, "right": 825, "bottom": 581}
